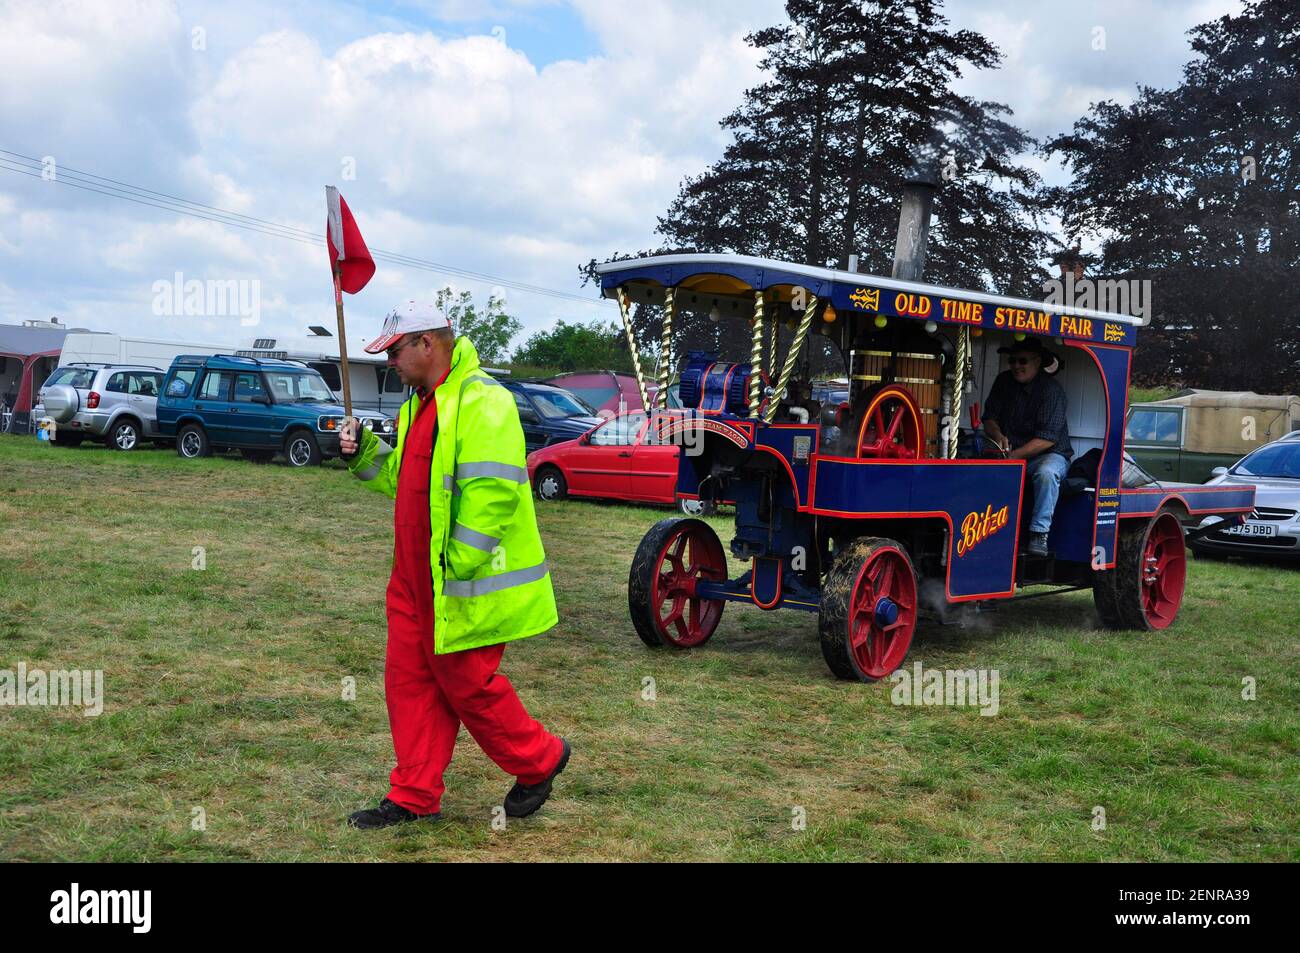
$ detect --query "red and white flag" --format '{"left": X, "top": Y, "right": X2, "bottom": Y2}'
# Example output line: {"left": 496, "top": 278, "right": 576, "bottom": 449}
{"left": 325, "top": 186, "right": 375, "bottom": 294}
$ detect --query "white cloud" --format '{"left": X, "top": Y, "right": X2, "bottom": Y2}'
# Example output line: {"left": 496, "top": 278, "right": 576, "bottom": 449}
{"left": 947, "top": 0, "right": 1245, "bottom": 148}
{"left": 0, "top": 0, "right": 1246, "bottom": 347}
{"left": 0, "top": 0, "right": 197, "bottom": 169}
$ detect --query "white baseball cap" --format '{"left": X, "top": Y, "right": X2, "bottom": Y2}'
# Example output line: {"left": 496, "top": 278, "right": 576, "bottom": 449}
{"left": 363, "top": 300, "right": 452, "bottom": 354}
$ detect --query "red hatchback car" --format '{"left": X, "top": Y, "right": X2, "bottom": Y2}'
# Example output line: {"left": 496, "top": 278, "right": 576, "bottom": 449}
{"left": 526, "top": 410, "right": 714, "bottom": 516}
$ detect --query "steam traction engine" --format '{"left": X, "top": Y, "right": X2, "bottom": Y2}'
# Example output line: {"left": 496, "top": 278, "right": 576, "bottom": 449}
{"left": 596, "top": 254, "right": 1254, "bottom": 682}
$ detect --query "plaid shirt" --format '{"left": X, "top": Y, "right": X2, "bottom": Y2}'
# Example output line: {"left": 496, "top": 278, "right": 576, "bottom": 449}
{"left": 982, "top": 370, "right": 1073, "bottom": 460}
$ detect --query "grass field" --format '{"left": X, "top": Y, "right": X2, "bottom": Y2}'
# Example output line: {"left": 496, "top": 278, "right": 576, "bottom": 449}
{"left": 0, "top": 434, "right": 1296, "bottom": 862}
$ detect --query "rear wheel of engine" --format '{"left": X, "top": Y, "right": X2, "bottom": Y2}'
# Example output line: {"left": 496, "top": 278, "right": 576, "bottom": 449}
{"left": 819, "top": 537, "right": 918, "bottom": 681}
{"left": 1092, "top": 508, "right": 1187, "bottom": 630}
{"left": 628, "top": 518, "right": 727, "bottom": 648}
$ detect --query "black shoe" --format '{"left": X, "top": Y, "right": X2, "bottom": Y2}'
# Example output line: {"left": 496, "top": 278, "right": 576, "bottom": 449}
{"left": 1026, "top": 532, "right": 1050, "bottom": 557}
{"left": 504, "top": 739, "right": 571, "bottom": 818}
{"left": 347, "top": 798, "right": 441, "bottom": 830}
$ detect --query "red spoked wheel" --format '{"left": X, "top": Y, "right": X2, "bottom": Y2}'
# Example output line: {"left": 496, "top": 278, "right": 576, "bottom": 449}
{"left": 1093, "top": 508, "right": 1188, "bottom": 630}
{"left": 819, "top": 537, "right": 918, "bottom": 681}
{"left": 628, "top": 518, "right": 728, "bottom": 648}
{"left": 856, "top": 385, "right": 923, "bottom": 459}
{"left": 1139, "top": 511, "right": 1188, "bottom": 629}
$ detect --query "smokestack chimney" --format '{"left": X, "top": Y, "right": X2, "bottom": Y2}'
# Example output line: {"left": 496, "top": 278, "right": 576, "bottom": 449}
{"left": 891, "top": 153, "right": 941, "bottom": 282}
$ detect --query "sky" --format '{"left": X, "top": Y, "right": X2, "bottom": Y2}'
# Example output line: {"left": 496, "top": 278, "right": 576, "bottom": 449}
{"left": 0, "top": 0, "right": 1243, "bottom": 351}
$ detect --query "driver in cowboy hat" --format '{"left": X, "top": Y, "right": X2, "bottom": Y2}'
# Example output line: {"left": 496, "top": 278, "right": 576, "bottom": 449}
{"left": 980, "top": 337, "right": 1073, "bottom": 557}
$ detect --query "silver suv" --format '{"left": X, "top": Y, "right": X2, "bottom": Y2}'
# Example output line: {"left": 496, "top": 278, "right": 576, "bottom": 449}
{"left": 34, "top": 364, "right": 168, "bottom": 451}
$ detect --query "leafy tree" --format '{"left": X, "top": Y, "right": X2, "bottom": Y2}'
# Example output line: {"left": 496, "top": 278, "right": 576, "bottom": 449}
{"left": 1043, "top": 0, "right": 1300, "bottom": 391}
{"left": 658, "top": 0, "right": 1049, "bottom": 290}
{"left": 512, "top": 319, "right": 637, "bottom": 373}
{"left": 434, "top": 287, "right": 523, "bottom": 364}
{"left": 584, "top": 0, "right": 1051, "bottom": 379}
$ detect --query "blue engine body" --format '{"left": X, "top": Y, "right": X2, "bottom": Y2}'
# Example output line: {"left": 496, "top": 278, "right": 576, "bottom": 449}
{"left": 678, "top": 351, "right": 757, "bottom": 416}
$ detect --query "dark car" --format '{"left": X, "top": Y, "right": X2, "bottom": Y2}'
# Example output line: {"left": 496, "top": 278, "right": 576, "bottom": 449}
{"left": 811, "top": 379, "right": 850, "bottom": 427}
{"left": 544, "top": 370, "right": 680, "bottom": 417}
{"left": 499, "top": 379, "right": 603, "bottom": 453}
{"left": 156, "top": 354, "right": 395, "bottom": 467}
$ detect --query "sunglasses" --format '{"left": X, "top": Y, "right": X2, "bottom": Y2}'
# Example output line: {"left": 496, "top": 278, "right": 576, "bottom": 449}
{"left": 1009, "top": 356, "right": 1036, "bottom": 366}
{"left": 386, "top": 335, "right": 423, "bottom": 358}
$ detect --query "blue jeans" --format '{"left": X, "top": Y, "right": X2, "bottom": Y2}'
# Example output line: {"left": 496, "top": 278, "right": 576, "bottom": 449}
{"left": 1026, "top": 452, "right": 1069, "bottom": 534}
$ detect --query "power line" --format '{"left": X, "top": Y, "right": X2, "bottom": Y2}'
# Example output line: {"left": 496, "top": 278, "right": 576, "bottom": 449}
{"left": 0, "top": 150, "right": 597, "bottom": 302}
{"left": 0, "top": 153, "right": 600, "bottom": 305}
{"left": 0, "top": 149, "right": 609, "bottom": 308}
{"left": 0, "top": 148, "right": 327, "bottom": 239}
{"left": 0, "top": 159, "right": 323, "bottom": 248}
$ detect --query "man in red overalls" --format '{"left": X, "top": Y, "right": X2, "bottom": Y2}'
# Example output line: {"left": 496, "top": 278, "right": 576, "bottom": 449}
{"left": 341, "top": 302, "right": 568, "bottom": 829}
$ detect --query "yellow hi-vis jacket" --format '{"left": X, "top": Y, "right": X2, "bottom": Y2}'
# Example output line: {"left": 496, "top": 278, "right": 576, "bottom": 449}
{"left": 347, "top": 336, "right": 558, "bottom": 653}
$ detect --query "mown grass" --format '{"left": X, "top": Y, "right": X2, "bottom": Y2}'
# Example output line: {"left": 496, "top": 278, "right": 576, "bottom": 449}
{"left": 0, "top": 434, "right": 1296, "bottom": 861}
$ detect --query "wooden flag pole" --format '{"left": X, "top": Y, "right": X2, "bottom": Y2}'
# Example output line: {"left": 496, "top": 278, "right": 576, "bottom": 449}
{"left": 332, "top": 263, "right": 354, "bottom": 421}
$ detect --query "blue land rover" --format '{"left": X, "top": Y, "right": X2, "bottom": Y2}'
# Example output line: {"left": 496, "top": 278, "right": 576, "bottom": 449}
{"left": 157, "top": 354, "right": 396, "bottom": 467}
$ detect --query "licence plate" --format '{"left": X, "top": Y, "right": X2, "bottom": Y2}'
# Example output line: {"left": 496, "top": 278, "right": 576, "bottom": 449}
{"left": 1224, "top": 522, "right": 1277, "bottom": 538}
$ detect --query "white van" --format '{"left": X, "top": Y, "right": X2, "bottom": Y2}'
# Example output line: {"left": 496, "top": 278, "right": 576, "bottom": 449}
{"left": 56, "top": 331, "right": 224, "bottom": 369}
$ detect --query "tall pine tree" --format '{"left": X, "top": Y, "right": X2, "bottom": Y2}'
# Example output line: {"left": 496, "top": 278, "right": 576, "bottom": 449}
{"left": 586, "top": 0, "right": 1052, "bottom": 376}
{"left": 1044, "top": 0, "right": 1300, "bottom": 391}
{"left": 658, "top": 0, "right": 1050, "bottom": 292}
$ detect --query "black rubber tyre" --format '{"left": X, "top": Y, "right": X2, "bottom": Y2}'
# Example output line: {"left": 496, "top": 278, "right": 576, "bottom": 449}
{"left": 283, "top": 430, "right": 322, "bottom": 468}
{"left": 176, "top": 424, "right": 211, "bottom": 459}
{"left": 534, "top": 465, "right": 568, "bottom": 502}
{"left": 1092, "top": 507, "right": 1188, "bottom": 631}
{"left": 819, "top": 536, "right": 918, "bottom": 682}
{"left": 1092, "top": 557, "right": 1123, "bottom": 626}
{"left": 240, "top": 448, "right": 275, "bottom": 464}
{"left": 628, "top": 517, "right": 726, "bottom": 649}
{"left": 109, "top": 417, "right": 142, "bottom": 451}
